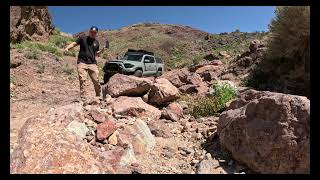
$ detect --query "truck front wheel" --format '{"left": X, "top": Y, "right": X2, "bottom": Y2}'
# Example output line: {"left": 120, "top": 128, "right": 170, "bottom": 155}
{"left": 133, "top": 70, "right": 143, "bottom": 77}
{"left": 156, "top": 70, "right": 162, "bottom": 77}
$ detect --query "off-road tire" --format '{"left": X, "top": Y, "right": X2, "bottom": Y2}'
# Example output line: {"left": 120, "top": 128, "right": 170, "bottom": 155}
{"left": 156, "top": 70, "right": 162, "bottom": 77}
{"left": 133, "top": 70, "right": 143, "bottom": 77}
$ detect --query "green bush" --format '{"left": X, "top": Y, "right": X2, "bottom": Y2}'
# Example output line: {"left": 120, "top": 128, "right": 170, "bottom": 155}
{"left": 12, "top": 41, "right": 63, "bottom": 57}
{"left": 179, "top": 83, "right": 236, "bottom": 118}
{"left": 209, "top": 82, "right": 237, "bottom": 102}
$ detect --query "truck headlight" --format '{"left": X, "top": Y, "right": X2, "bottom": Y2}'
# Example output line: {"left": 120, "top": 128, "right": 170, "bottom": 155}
{"left": 124, "top": 63, "right": 134, "bottom": 68}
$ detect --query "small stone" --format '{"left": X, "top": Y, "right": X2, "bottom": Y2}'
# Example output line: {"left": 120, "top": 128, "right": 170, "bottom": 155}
{"left": 228, "top": 160, "right": 234, "bottom": 166}
{"left": 23, "top": 150, "right": 30, "bottom": 158}
{"left": 196, "top": 159, "right": 220, "bottom": 174}
{"left": 191, "top": 159, "right": 200, "bottom": 166}
{"left": 180, "top": 151, "right": 187, "bottom": 157}
{"left": 96, "top": 120, "right": 117, "bottom": 141}
{"left": 102, "top": 139, "right": 109, "bottom": 144}
{"left": 67, "top": 121, "right": 89, "bottom": 139}
{"left": 86, "top": 135, "right": 94, "bottom": 142}
{"left": 131, "top": 163, "right": 139, "bottom": 167}
{"left": 101, "top": 147, "right": 105, "bottom": 151}
{"left": 218, "top": 159, "right": 226, "bottom": 163}
{"left": 205, "top": 153, "right": 212, "bottom": 160}
{"left": 108, "top": 133, "right": 118, "bottom": 145}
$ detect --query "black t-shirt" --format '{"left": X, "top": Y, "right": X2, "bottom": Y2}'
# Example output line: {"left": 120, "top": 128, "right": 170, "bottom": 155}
{"left": 76, "top": 36, "right": 100, "bottom": 64}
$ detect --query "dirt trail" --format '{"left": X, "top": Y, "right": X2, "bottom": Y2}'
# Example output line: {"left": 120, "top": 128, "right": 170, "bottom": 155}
{"left": 10, "top": 51, "right": 100, "bottom": 152}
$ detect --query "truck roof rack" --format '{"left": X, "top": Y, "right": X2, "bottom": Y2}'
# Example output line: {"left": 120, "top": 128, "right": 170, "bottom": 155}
{"left": 126, "top": 49, "right": 154, "bottom": 56}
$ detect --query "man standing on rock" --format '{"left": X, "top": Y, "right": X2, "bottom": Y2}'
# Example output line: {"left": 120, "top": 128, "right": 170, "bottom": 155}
{"left": 64, "top": 26, "right": 105, "bottom": 103}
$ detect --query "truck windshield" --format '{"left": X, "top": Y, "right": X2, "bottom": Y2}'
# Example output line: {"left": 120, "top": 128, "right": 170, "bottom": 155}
{"left": 122, "top": 54, "right": 143, "bottom": 62}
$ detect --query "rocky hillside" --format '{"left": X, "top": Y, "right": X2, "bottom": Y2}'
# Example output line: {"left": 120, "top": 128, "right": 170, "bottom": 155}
{"left": 74, "top": 23, "right": 267, "bottom": 70}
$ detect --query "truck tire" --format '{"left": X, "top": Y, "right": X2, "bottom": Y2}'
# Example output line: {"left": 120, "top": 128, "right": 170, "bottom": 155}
{"left": 133, "top": 70, "right": 143, "bottom": 77}
{"left": 156, "top": 70, "right": 162, "bottom": 77}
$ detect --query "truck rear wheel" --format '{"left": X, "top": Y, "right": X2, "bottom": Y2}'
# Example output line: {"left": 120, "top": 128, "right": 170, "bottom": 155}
{"left": 133, "top": 70, "right": 143, "bottom": 77}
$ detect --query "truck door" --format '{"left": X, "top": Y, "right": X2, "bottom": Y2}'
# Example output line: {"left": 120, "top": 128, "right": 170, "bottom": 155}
{"left": 148, "top": 56, "right": 157, "bottom": 72}
{"left": 143, "top": 56, "right": 156, "bottom": 72}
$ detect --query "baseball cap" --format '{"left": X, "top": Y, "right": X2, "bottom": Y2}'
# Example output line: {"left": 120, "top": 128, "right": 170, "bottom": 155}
{"left": 90, "top": 26, "right": 98, "bottom": 32}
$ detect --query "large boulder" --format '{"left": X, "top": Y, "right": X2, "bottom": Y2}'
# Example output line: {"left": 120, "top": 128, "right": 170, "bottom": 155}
{"left": 10, "top": 6, "right": 54, "bottom": 43}
{"left": 160, "top": 68, "right": 190, "bottom": 88}
{"left": 218, "top": 90, "right": 310, "bottom": 174}
{"left": 112, "top": 96, "right": 161, "bottom": 120}
{"left": 148, "top": 78, "right": 180, "bottom": 105}
{"left": 104, "top": 74, "right": 153, "bottom": 98}
{"left": 10, "top": 103, "right": 113, "bottom": 174}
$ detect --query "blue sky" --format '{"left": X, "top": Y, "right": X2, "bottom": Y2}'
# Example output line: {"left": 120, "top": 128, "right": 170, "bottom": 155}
{"left": 48, "top": 6, "right": 275, "bottom": 34}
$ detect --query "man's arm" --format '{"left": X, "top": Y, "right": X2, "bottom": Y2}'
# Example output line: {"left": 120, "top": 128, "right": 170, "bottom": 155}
{"left": 96, "top": 47, "right": 105, "bottom": 57}
{"left": 64, "top": 42, "right": 78, "bottom": 52}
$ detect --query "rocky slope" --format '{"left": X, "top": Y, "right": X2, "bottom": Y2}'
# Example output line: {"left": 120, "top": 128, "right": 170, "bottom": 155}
{"left": 74, "top": 23, "right": 267, "bottom": 70}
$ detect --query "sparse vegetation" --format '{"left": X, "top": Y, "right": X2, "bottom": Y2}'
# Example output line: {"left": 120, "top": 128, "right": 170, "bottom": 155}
{"left": 10, "top": 75, "right": 17, "bottom": 85}
{"left": 179, "top": 83, "right": 236, "bottom": 118}
{"left": 62, "top": 63, "right": 75, "bottom": 76}
{"left": 24, "top": 48, "right": 41, "bottom": 60}
{"left": 36, "top": 63, "right": 45, "bottom": 74}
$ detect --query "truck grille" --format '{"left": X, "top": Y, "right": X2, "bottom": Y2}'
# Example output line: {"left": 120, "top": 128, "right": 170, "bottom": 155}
{"left": 105, "top": 63, "right": 122, "bottom": 72}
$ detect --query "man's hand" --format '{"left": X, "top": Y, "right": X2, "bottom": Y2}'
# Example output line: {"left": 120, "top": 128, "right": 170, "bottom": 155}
{"left": 96, "top": 47, "right": 105, "bottom": 57}
{"left": 64, "top": 42, "right": 78, "bottom": 53}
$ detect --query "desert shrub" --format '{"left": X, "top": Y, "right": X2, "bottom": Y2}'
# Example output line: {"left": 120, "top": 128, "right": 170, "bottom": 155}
{"left": 24, "top": 48, "right": 41, "bottom": 60}
{"left": 246, "top": 6, "right": 310, "bottom": 97}
{"left": 49, "top": 34, "right": 75, "bottom": 49}
{"left": 35, "top": 43, "right": 63, "bottom": 57}
{"left": 12, "top": 41, "right": 63, "bottom": 57}
{"left": 36, "top": 63, "right": 45, "bottom": 74}
{"left": 10, "top": 75, "right": 17, "bottom": 84}
{"left": 179, "top": 83, "right": 236, "bottom": 118}
{"left": 267, "top": 6, "right": 310, "bottom": 66}
{"left": 62, "top": 63, "right": 75, "bottom": 76}
{"left": 209, "top": 82, "right": 237, "bottom": 105}
{"left": 52, "top": 28, "right": 61, "bottom": 36}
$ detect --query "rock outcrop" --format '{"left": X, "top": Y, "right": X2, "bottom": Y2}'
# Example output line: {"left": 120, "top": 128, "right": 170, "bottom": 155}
{"left": 10, "top": 6, "right": 54, "bottom": 43}
{"left": 218, "top": 90, "right": 310, "bottom": 174}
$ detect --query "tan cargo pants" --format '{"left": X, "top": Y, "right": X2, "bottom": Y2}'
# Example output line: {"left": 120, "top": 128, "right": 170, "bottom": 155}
{"left": 77, "top": 63, "right": 101, "bottom": 101}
